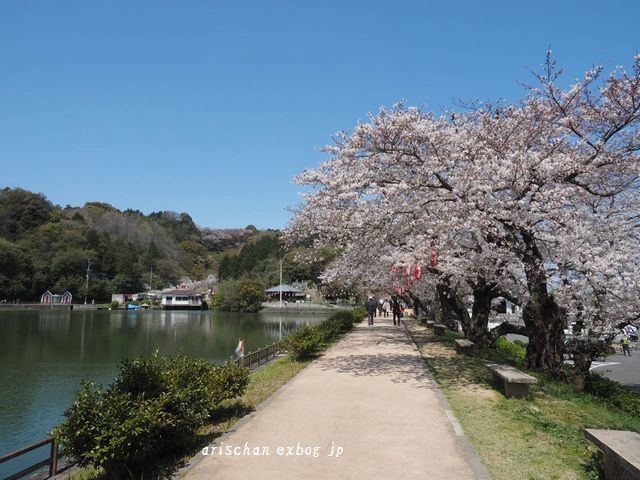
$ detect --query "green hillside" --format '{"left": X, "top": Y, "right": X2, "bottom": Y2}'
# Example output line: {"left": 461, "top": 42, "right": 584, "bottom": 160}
{"left": 0, "top": 187, "right": 252, "bottom": 302}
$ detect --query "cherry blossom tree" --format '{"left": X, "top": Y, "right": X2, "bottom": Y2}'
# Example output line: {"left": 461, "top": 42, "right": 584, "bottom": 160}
{"left": 287, "top": 53, "right": 640, "bottom": 375}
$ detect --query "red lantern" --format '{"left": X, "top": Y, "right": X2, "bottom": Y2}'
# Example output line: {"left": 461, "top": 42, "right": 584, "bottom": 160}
{"left": 414, "top": 264, "right": 423, "bottom": 280}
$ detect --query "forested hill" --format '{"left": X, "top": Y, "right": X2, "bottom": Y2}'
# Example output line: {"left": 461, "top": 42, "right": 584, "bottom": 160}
{"left": 0, "top": 187, "right": 256, "bottom": 302}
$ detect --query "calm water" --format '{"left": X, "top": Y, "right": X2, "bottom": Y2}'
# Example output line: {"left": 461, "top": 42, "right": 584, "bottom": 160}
{"left": 0, "top": 309, "right": 327, "bottom": 476}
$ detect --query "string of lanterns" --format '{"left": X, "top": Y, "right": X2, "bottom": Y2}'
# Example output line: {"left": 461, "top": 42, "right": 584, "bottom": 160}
{"left": 390, "top": 246, "right": 437, "bottom": 295}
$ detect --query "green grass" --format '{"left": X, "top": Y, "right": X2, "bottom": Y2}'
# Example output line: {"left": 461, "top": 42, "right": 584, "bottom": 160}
{"left": 405, "top": 319, "right": 640, "bottom": 480}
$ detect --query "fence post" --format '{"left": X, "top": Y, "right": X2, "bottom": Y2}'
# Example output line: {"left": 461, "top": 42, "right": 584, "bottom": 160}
{"left": 49, "top": 440, "right": 58, "bottom": 477}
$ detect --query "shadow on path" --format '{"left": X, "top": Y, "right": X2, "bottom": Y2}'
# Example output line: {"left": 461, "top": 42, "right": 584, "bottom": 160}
{"left": 317, "top": 323, "right": 433, "bottom": 389}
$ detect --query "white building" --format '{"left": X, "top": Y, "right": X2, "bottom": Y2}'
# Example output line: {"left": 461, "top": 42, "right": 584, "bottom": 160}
{"left": 161, "top": 289, "right": 204, "bottom": 310}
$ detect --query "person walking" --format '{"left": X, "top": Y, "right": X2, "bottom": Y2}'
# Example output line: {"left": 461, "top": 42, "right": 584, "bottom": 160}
{"left": 382, "top": 298, "right": 390, "bottom": 317}
{"left": 391, "top": 296, "right": 402, "bottom": 326}
{"left": 366, "top": 296, "right": 377, "bottom": 326}
{"left": 621, "top": 333, "right": 632, "bottom": 356}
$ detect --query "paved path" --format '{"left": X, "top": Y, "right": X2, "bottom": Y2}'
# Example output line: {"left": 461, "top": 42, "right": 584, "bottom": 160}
{"left": 182, "top": 317, "right": 483, "bottom": 480}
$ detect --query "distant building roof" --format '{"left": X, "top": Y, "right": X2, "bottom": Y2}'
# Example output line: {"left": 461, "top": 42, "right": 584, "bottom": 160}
{"left": 162, "top": 289, "right": 200, "bottom": 296}
{"left": 265, "top": 284, "right": 303, "bottom": 294}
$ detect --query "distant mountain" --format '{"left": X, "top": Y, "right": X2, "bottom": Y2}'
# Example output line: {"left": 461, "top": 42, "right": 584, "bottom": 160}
{"left": 0, "top": 187, "right": 270, "bottom": 302}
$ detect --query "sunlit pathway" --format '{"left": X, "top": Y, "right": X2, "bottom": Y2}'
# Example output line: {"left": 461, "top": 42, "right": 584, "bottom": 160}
{"left": 181, "top": 317, "right": 488, "bottom": 480}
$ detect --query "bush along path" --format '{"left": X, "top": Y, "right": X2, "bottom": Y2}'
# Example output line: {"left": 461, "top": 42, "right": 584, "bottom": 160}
{"left": 180, "top": 315, "right": 485, "bottom": 480}
{"left": 403, "top": 318, "right": 640, "bottom": 480}
{"left": 55, "top": 309, "right": 365, "bottom": 480}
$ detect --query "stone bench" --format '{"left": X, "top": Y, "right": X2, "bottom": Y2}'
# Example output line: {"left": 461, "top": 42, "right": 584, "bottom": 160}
{"left": 455, "top": 339, "right": 475, "bottom": 353}
{"left": 486, "top": 363, "right": 537, "bottom": 398}
{"left": 433, "top": 323, "right": 446, "bottom": 336}
{"left": 584, "top": 429, "right": 640, "bottom": 480}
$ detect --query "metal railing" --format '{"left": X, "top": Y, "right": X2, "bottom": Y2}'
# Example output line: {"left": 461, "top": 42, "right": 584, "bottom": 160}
{"left": 232, "top": 342, "right": 281, "bottom": 370}
{"left": 0, "top": 438, "right": 66, "bottom": 480}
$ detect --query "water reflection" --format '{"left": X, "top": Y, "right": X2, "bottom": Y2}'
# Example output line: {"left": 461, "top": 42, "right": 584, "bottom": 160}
{"left": 0, "top": 309, "right": 328, "bottom": 472}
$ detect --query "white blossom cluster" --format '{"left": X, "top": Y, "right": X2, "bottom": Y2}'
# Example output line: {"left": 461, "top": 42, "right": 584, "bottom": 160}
{"left": 286, "top": 54, "right": 640, "bottom": 334}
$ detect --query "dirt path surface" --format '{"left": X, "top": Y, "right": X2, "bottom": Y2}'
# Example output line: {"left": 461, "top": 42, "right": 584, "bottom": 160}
{"left": 181, "top": 317, "right": 485, "bottom": 480}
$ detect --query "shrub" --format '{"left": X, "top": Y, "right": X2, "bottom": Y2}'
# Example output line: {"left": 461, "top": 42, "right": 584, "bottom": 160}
{"left": 282, "top": 325, "right": 321, "bottom": 360}
{"left": 317, "top": 312, "right": 355, "bottom": 342}
{"left": 110, "top": 300, "right": 119, "bottom": 309}
{"left": 330, "top": 310, "right": 359, "bottom": 328}
{"left": 54, "top": 354, "right": 249, "bottom": 477}
{"left": 352, "top": 306, "right": 367, "bottom": 320}
{"left": 282, "top": 309, "right": 361, "bottom": 359}
{"left": 213, "top": 277, "right": 265, "bottom": 312}
{"left": 209, "top": 362, "right": 251, "bottom": 405}
{"left": 495, "top": 337, "right": 526, "bottom": 365}
{"left": 585, "top": 374, "right": 640, "bottom": 417}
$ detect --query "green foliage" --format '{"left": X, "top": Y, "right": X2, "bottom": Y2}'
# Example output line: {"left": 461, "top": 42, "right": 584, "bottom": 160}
{"left": 213, "top": 277, "right": 265, "bottom": 312}
{"left": 111, "top": 273, "right": 142, "bottom": 294}
{"left": 180, "top": 240, "right": 210, "bottom": 280}
{"left": 0, "top": 187, "right": 53, "bottom": 241}
{"left": 238, "top": 277, "right": 266, "bottom": 312}
{"left": 317, "top": 311, "right": 358, "bottom": 341}
{"left": 213, "top": 280, "right": 241, "bottom": 311}
{"left": 0, "top": 187, "right": 343, "bottom": 303}
{"left": 585, "top": 373, "right": 640, "bottom": 417}
{"left": 54, "top": 354, "right": 249, "bottom": 477}
{"left": 0, "top": 238, "right": 34, "bottom": 299}
{"left": 352, "top": 305, "right": 367, "bottom": 320}
{"left": 0, "top": 188, "right": 230, "bottom": 301}
{"left": 282, "top": 325, "right": 322, "bottom": 360}
{"left": 209, "top": 362, "right": 250, "bottom": 404}
{"left": 110, "top": 300, "right": 119, "bottom": 309}
{"left": 494, "top": 337, "right": 527, "bottom": 365}
{"left": 218, "top": 234, "right": 282, "bottom": 281}
{"left": 282, "top": 310, "right": 360, "bottom": 360}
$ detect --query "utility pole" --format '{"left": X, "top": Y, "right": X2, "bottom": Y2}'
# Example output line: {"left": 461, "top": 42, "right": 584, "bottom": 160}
{"left": 84, "top": 259, "right": 92, "bottom": 305}
{"left": 279, "top": 257, "right": 283, "bottom": 308}
{"left": 149, "top": 266, "right": 153, "bottom": 291}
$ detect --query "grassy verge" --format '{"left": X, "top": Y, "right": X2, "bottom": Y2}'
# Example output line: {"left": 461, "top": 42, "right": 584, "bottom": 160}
{"left": 405, "top": 319, "right": 640, "bottom": 480}
{"left": 201, "top": 355, "right": 311, "bottom": 438}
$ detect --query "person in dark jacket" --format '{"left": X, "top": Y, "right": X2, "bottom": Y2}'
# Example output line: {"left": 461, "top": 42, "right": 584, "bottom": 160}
{"left": 391, "top": 296, "right": 402, "bottom": 326}
{"left": 366, "top": 297, "right": 377, "bottom": 326}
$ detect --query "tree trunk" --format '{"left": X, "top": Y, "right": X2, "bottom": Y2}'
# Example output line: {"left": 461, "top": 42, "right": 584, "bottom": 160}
{"left": 518, "top": 229, "right": 567, "bottom": 376}
{"left": 468, "top": 283, "right": 492, "bottom": 347}
{"left": 436, "top": 280, "right": 469, "bottom": 332}
{"left": 522, "top": 294, "right": 566, "bottom": 374}
{"left": 572, "top": 354, "right": 591, "bottom": 391}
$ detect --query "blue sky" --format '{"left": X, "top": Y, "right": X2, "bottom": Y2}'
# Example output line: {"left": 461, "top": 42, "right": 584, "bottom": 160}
{"left": 1, "top": 1, "right": 638, "bottom": 229}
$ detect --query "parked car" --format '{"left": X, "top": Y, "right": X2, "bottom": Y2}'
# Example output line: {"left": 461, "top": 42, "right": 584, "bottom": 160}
{"left": 617, "top": 322, "right": 638, "bottom": 341}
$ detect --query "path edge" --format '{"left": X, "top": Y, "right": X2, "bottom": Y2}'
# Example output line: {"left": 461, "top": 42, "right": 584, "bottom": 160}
{"left": 174, "top": 330, "right": 353, "bottom": 479}
{"left": 402, "top": 319, "right": 493, "bottom": 480}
